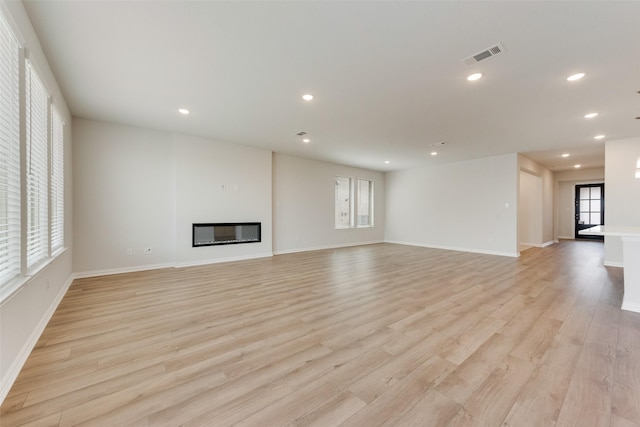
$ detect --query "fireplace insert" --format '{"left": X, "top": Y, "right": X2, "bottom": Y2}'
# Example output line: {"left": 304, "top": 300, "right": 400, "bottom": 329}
{"left": 192, "top": 222, "right": 261, "bottom": 247}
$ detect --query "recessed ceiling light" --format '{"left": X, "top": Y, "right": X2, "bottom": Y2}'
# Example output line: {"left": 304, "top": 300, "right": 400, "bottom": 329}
{"left": 302, "top": 138, "right": 310, "bottom": 143}
{"left": 574, "top": 164, "right": 582, "bottom": 168}
{"left": 430, "top": 151, "right": 438, "bottom": 156}
{"left": 567, "top": 72, "right": 586, "bottom": 81}
{"left": 594, "top": 134, "right": 605, "bottom": 140}
{"left": 384, "top": 160, "right": 390, "bottom": 164}
{"left": 467, "top": 73, "right": 483, "bottom": 81}
{"left": 302, "top": 94, "right": 314, "bottom": 101}
{"left": 584, "top": 112, "right": 598, "bottom": 119}
{"left": 178, "top": 108, "right": 190, "bottom": 115}
{"left": 561, "top": 153, "right": 570, "bottom": 158}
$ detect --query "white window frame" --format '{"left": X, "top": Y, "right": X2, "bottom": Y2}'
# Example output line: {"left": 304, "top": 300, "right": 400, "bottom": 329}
{"left": 355, "top": 178, "right": 374, "bottom": 228}
{"left": 50, "top": 105, "right": 64, "bottom": 254}
{"left": 335, "top": 176, "right": 352, "bottom": 229}
{"left": 334, "top": 176, "right": 374, "bottom": 229}
{"left": 24, "top": 59, "right": 50, "bottom": 271}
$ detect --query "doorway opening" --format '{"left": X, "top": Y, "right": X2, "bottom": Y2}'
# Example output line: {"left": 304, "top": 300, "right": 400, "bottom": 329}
{"left": 518, "top": 171, "right": 543, "bottom": 252}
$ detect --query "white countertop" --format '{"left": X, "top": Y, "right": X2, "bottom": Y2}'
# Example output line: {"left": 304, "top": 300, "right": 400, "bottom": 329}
{"left": 579, "top": 225, "right": 640, "bottom": 237}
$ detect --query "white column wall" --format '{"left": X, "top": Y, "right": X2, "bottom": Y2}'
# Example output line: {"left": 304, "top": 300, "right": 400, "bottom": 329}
{"left": 604, "top": 138, "right": 640, "bottom": 266}
{"left": 174, "top": 134, "right": 272, "bottom": 266}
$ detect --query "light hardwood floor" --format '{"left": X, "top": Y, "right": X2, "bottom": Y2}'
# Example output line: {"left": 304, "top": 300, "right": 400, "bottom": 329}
{"left": 2, "top": 241, "right": 639, "bottom": 426}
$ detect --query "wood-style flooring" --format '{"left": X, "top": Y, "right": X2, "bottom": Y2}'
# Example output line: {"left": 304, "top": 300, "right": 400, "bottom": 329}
{"left": 2, "top": 241, "right": 640, "bottom": 426}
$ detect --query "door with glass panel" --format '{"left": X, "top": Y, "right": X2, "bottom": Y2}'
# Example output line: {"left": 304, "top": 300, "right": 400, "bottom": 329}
{"left": 575, "top": 184, "right": 604, "bottom": 240}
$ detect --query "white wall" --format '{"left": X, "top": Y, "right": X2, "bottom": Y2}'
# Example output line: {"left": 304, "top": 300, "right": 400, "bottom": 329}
{"left": 73, "top": 119, "right": 274, "bottom": 274}
{"left": 604, "top": 138, "right": 640, "bottom": 265}
{"left": 73, "top": 119, "right": 176, "bottom": 274}
{"left": 273, "top": 153, "right": 384, "bottom": 254}
{"left": 175, "top": 134, "right": 272, "bottom": 266}
{"left": 518, "top": 171, "right": 542, "bottom": 247}
{"left": 554, "top": 168, "right": 604, "bottom": 239}
{"left": 0, "top": 0, "right": 73, "bottom": 402}
{"left": 385, "top": 154, "right": 519, "bottom": 257}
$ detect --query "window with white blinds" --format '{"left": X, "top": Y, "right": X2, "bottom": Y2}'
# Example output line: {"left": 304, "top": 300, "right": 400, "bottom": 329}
{"left": 50, "top": 107, "right": 64, "bottom": 252}
{"left": 25, "top": 61, "right": 50, "bottom": 269}
{"left": 0, "top": 11, "right": 66, "bottom": 300}
{"left": 0, "top": 13, "right": 21, "bottom": 288}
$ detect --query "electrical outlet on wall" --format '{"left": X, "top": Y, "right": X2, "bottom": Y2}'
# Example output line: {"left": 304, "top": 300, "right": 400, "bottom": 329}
{"left": 143, "top": 247, "right": 152, "bottom": 255}
{"left": 126, "top": 248, "right": 133, "bottom": 256}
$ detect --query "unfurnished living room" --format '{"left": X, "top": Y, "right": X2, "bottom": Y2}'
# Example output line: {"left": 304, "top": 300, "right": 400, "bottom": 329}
{"left": 1, "top": 1, "right": 640, "bottom": 426}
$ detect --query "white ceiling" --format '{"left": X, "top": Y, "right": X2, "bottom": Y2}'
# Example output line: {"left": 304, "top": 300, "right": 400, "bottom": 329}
{"left": 23, "top": 1, "right": 640, "bottom": 172}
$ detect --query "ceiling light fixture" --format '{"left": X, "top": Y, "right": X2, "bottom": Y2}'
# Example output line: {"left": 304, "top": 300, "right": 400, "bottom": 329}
{"left": 467, "top": 73, "right": 483, "bottom": 81}
{"left": 574, "top": 164, "right": 582, "bottom": 168}
{"left": 594, "top": 135, "right": 605, "bottom": 140}
{"left": 430, "top": 151, "right": 438, "bottom": 156}
{"left": 561, "top": 153, "right": 570, "bottom": 158}
{"left": 302, "top": 94, "right": 314, "bottom": 101}
{"left": 302, "top": 138, "right": 310, "bottom": 144}
{"left": 178, "top": 108, "right": 190, "bottom": 115}
{"left": 636, "top": 156, "right": 640, "bottom": 179}
{"left": 567, "top": 72, "right": 586, "bottom": 81}
{"left": 584, "top": 112, "right": 598, "bottom": 119}
{"left": 384, "top": 160, "right": 390, "bottom": 164}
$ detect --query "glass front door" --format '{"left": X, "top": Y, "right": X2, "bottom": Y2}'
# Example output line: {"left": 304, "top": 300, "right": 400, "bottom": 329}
{"left": 575, "top": 184, "right": 604, "bottom": 240}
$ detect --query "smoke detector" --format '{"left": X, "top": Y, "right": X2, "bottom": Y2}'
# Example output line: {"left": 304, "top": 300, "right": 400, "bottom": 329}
{"left": 462, "top": 43, "right": 506, "bottom": 66}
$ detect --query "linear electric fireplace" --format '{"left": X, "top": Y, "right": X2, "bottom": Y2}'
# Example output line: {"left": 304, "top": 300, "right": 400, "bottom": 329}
{"left": 192, "top": 222, "right": 261, "bottom": 247}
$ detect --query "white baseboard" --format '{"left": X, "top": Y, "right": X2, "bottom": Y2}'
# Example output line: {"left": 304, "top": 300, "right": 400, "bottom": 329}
{"left": 557, "top": 236, "right": 574, "bottom": 240}
{"left": 604, "top": 260, "right": 624, "bottom": 268}
{"left": 520, "top": 241, "right": 556, "bottom": 249}
{"left": 384, "top": 240, "right": 519, "bottom": 258}
{"left": 73, "top": 262, "right": 177, "bottom": 279}
{"left": 273, "top": 241, "right": 383, "bottom": 256}
{"left": 77, "top": 253, "right": 279, "bottom": 276}
{"left": 0, "top": 274, "right": 74, "bottom": 404}
{"left": 174, "top": 252, "right": 273, "bottom": 268}
{"left": 621, "top": 302, "right": 640, "bottom": 313}
{"left": 76, "top": 251, "right": 283, "bottom": 278}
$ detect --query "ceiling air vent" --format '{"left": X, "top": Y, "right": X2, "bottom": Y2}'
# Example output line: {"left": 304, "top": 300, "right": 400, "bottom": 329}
{"left": 462, "top": 43, "right": 506, "bottom": 66}
{"left": 295, "top": 131, "right": 307, "bottom": 136}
